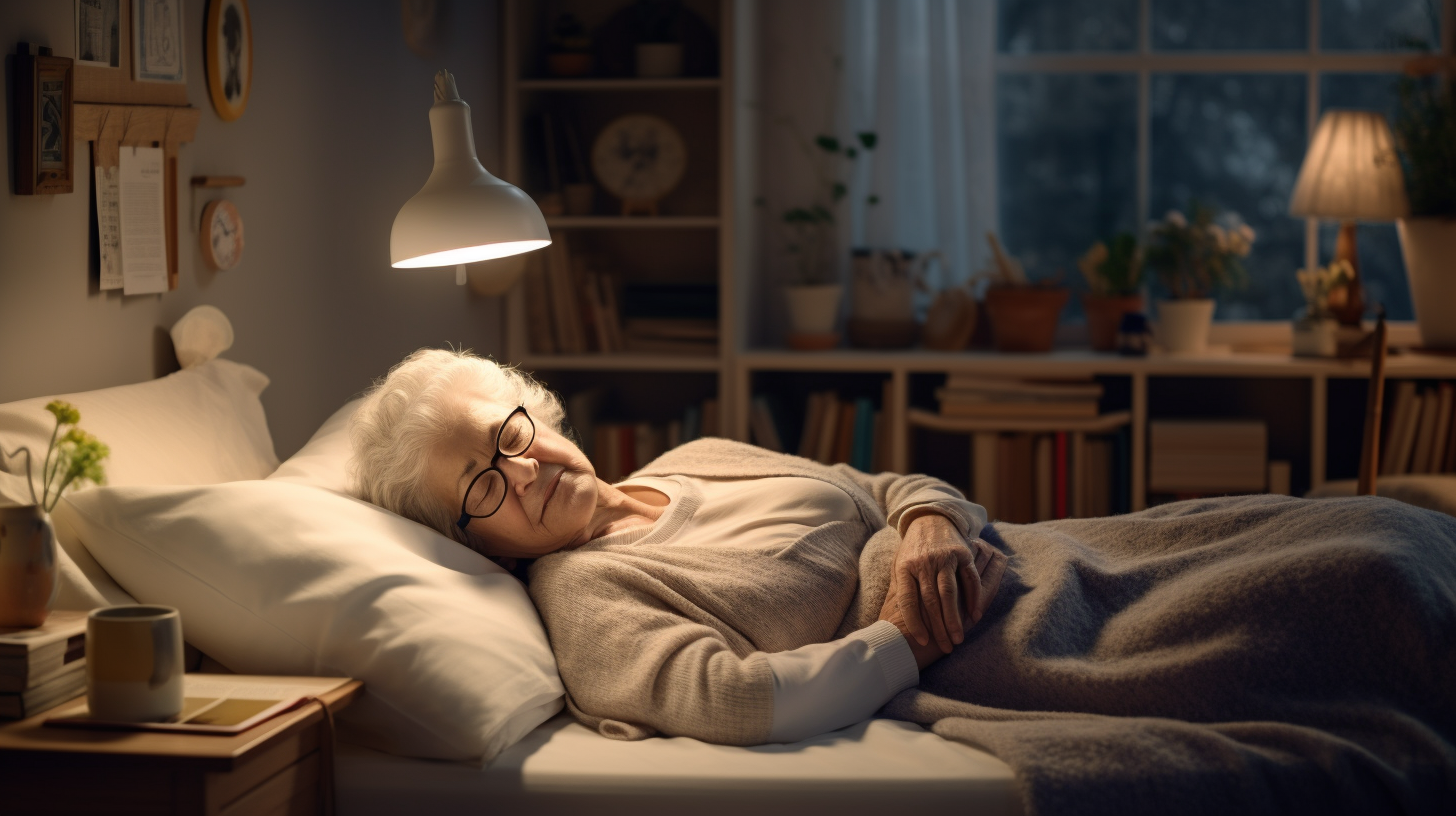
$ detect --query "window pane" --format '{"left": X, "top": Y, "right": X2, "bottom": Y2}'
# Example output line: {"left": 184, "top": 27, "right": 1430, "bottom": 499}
{"left": 998, "top": 73, "right": 1138, "bottom": 301}
{"left": 997, "top": 0, "right": 1138, "bottom": 52}
{"left": 1153, "top": 0, "right": 1306, "bottom": 51}
{"left": 1318, "top": 73, "right": 1413, "bottom": 320}
{"left": 1321, "top": 0, "right": 1442, "bottom": 51}
{"left": 1150, "top": 74, "right": 1307, "bottom": 319}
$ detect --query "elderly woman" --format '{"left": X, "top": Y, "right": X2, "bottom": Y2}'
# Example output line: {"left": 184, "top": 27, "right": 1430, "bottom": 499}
{"left": 351, "top": 348, "right": 1007, "bottom": 745}
{"left": 352, "top": 349, "right": 1456, "bottom": 814}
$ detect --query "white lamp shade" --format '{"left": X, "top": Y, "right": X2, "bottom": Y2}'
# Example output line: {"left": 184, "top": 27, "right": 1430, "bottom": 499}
{"left": 391, "top": 72, "right": 550, "bottom": 269}
{"left": 1289, "top": 109, "right": 1410, "bottom": 222}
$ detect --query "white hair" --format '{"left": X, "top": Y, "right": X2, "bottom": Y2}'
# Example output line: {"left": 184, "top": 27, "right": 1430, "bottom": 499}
{"left": 349, "top": 348, "right": 566, "bottom": 545}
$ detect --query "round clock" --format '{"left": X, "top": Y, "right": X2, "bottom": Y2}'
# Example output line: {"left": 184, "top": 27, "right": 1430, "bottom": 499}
{"left": 200, "top": 199, "right": 244, "bottom": 271}
{"left": 591, "top": 114, "right": 687, "bottom": 215}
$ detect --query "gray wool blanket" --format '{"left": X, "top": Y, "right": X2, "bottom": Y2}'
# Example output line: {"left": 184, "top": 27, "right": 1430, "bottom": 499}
{"left": 864, "top": 493, "right": 1456, "bottom": 815}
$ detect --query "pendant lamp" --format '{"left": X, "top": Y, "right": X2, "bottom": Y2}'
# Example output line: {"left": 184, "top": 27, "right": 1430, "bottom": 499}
{"left": 391, "top": 70, "right": 550, "bottom": 285}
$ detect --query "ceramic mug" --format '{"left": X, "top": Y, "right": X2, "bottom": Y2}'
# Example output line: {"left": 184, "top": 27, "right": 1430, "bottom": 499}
{"left": 86, "top": 605, "right": 184, "bottom": 722}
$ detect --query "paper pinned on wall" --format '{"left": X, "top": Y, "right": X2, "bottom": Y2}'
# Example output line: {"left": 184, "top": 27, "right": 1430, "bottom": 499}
{"left": 95, "top": 165, "right": 123, "bottom": 290}
{"left": 119, "top": 146, "right": 168, "bottom": 295}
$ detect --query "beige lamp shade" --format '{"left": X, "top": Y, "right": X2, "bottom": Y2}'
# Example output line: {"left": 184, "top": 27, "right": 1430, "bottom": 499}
{"left": 391, "top": 71, "right": 550, "bottom": 283}
{"left": 1289, "top": 110, "right": 1410, "bottom": 222}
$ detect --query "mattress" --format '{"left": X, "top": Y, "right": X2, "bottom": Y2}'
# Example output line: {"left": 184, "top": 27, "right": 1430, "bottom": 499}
{"left": 336, "top": 713, "right": 1020, "bottom": 816}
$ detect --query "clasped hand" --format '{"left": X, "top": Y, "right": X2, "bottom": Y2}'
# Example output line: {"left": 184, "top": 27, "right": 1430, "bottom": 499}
{"left": 878, "top": 513, "right": 1007, "bottom": 669}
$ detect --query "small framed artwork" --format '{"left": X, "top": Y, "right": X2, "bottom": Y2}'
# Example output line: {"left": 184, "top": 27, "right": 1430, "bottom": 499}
{"left": 76, "top": 0, "right": 122, "bottom": 68}
{"left": 13, "top": 47, "right": 75, "bottom": 195}
{"left": 205, "top": 0, "right": 252, "bottom": 121}
{"left": 133, "top": 0, "right": 185, "bottom": 83}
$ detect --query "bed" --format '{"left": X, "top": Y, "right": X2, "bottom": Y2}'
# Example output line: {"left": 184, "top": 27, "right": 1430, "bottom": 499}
{"left": 0, "top": 336, "right": 1022, "bottom": 815}
{"left": 4, "top": 322, "right": 1453, "bottom": 815}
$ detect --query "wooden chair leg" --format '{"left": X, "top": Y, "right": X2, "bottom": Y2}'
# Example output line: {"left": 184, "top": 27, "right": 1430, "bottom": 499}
{"left": 1357, "top": 313, "right": 1389, "bottom": 497}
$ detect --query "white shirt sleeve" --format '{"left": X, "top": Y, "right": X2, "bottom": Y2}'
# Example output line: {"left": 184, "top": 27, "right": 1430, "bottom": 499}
{"left": 765, "top": 620, "right": 920, "bottom": 743}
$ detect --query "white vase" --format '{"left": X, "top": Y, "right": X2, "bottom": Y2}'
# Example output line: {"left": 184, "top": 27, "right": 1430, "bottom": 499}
{"left": 1292, "top": 315, "right": 1338, "bottom": 357}
{"left": 785, "top": 284, "right": 843, "bottom": 335}
{"left": 1156, "top": 298, "right": 1216, "bottom": 354}
{"left": 1398, "top": 217, "right": 1456, "bottom": 349}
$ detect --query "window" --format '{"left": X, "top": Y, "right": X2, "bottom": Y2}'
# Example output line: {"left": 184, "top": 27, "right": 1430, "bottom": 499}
{"left": 995, "top": 0, "right": 1447, "bottom": 321}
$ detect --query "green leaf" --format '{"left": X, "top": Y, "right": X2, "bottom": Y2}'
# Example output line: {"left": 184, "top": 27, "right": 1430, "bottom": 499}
{"left": 815, "top": 135, "right": 841, "bottom": 153}
{"left": 857, "top": 132, "right": 878, "bottom": 150}
{"left": 810, "top": 204, "right": 834, "bottom": 223}
{"left": 866, "top": 194, "right": 880, "bottom": 206}
{"left": 831, "top": 182, "right": 847, "bottom": 202}
{"left": 845, "top": 147, "right": 858, "bottom": 159}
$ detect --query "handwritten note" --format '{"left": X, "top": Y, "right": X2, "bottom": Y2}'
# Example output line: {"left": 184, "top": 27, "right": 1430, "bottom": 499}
{"left": 95, "top": 165, "right": 123, "bottom": 290}
{"left": 119, "top": 146, "right": 168, "bottom": 295}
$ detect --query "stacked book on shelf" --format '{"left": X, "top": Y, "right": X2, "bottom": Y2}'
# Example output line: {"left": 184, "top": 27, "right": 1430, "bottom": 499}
{"left": 1380, "top": 381, "right": 1456, "bottom": 475}
{"left": 749, "top": 386, "right": 890, "bottom": 473}
{"left": 1, "top": 610, "right": 88, "bottom": 719}
{"left": 585, "top": 398, "right": 720, "bottom": 483}
{"left": 1149, "top": 420, "right": 1268, "bottom": 495}
{"left": 937, "top": 375, "right": 1103, "bottom": 418}
{"left": 968, "top": 429, "right": 1130, "bottom": 524}
{"left": 523, "top": 232, "right": 719, "bottom": 357}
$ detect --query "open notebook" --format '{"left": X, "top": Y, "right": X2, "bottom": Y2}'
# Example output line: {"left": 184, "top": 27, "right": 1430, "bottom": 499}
{"left": 45, "top": 674, "right": 350, "bottom": 734}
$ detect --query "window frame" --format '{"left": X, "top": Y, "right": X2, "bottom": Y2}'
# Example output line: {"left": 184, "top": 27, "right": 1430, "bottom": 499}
{"left": 992, "top": 0, "right": 1456, "bottom": 339}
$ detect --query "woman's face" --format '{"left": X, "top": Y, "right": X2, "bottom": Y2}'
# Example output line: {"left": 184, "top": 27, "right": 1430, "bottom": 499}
{"left": 428, "top": 394, "right": 598, "bottom": 559}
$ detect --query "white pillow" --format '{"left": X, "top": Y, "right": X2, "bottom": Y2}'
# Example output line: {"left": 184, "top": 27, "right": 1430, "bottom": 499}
{"left": 54, "top": 480, "right": 564, "bottom": 762}
{"left": 266, "top": 398, "right": 360, "bottom": 493}
{"left": 0, "top": 359, "right": 279, "bottom": 609}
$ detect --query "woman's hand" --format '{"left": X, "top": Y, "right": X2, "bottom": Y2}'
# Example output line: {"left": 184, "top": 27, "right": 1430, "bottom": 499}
{"left": 891, "top": 513, "right": 1008, "bottom": 655}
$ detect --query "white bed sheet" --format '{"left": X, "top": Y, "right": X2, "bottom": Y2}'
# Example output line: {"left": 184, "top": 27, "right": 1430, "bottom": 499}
{"left": 336, "top": 713, "right": 1019, "bottom": 816}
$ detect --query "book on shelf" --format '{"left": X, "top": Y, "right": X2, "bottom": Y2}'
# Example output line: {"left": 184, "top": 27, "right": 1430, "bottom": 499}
{"left": 1034, "top": 435, "right": 1053, "bottom": 522}
{"left": 1429, "top": 383, "right": 1454, "bottom": 473}
{"left": 587, "top": 396, "right": 720, "bottom": 483}
{"left": 936, "top": 377, "right": 1103, "bottom": 419}
{"left": 966, "top": 428, "right": 1129, "bottom": 523}
{"left": 0, "top": 609, "right": 87, "bottom": 691}
{"left": 1382, "top": 381, "right": 1418, "bottom": 475}
{"left": 943, "top": 375, "right": 1104, "bottom": 399}
{"left": 937, "top": 396, "right": 1100, "bottom": 419}
{"left": 750, "top": 396, "right": 784, "bottom": 453}
{"left": 850, "top": 397, "right": 875, "bottom": 472}
{"left": 972, "top": 431, "right": 999, "bottom": 521}
{"left": 46, "top": 675, "right": 351, "bottom": 735}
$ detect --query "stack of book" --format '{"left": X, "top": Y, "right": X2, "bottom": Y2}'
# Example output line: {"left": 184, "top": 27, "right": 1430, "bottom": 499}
{"left": 591, "top": 398, "right": 719, "bottom": 483}
{"left": 1149, "top": 420, "right": 1268, "bottom": 494}
{"left": 937, "top": 376, "right": 1104, "bottom": 418}
{"left": 1, "top": 610, "right": 88, "bottom": 719}
{"left": 748, "top": 385, "right": 890, "bottom": 473}
{"left": 1380, "top": 381, "right": 1456, "bottom": 475}
{"left": 621, "top": 318, "right": 718, "bottom": 356}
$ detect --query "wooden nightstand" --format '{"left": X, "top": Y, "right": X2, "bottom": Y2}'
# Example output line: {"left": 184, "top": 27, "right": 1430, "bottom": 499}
{"left": 0, "top": 679, "right": 362, "bottom": 815}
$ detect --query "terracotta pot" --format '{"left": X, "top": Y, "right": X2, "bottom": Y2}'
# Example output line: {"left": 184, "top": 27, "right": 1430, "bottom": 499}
{"left": 982, "top": 286, "right": 1069, "bottom": 353}
{"left": 1082, "top": 293, "right": 1143, "bottom": 352}
{"left": 0, "top": 505, "right": 56, "bottom": 628}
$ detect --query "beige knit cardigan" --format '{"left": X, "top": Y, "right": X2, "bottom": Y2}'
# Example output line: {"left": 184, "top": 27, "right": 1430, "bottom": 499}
{"left": 527, "top": 438, "right": 987, "bottom": 745}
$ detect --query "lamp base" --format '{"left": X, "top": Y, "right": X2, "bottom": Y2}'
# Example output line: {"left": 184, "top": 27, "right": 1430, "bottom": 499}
{"left": 1327, "top": 220, "right": 1365, "bottom": 327}
{"left": 456, "top": 264, "right": 467, "bottom": 286}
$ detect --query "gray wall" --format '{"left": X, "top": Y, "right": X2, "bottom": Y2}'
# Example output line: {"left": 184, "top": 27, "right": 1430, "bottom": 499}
{"left": 1, "top": 0, "right": 508, "bottom": 456}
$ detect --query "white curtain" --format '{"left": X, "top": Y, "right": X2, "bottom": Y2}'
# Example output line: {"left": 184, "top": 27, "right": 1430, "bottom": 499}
{"left": 838, "top": 0, "right": 997, "bottom": 293}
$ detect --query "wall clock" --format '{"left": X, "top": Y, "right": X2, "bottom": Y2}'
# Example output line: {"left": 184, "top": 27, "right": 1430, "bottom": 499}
{"left": 205, "top": 0, "right": 253, "bottom": 121}
{"left": 200, "top": 199, "right": 244, "bottom": 270}
{"left": 590, "top": 114, "right": 687, "bottom": 216}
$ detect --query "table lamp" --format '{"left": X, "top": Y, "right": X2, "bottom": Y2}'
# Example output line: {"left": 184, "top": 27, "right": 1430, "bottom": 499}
{"left": 391, "top": 70, "right": 550, "bottom": 285}
{"left": 1289, "top": 109, "right": 1409, "bottom": 325}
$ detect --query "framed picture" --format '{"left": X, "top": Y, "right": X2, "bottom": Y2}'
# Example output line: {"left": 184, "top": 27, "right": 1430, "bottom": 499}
{"left": 205, "top": 0, "right": 252, "bottom": 121}
{"left": 76, "top": 0, "right": 121, "bottom": 68}
{"left": 13, "top": 47, "right": 75, "bottom": 195}
{"left": 133, "top": 0, "right": 185, "bottom": 83}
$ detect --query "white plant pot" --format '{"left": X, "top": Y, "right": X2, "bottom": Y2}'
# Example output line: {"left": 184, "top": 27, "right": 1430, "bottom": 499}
{"left": 1292, "top": 316, "right": 1338, "bottom": 357}
{"left": 1156, "top": 298, "right": 1216, "bottom": 354}
{"left": 1398, "top": 217, "right": 1456, "bottom": 349}
{"left": 785, "top": 284, "right": 843, "bottom": 335}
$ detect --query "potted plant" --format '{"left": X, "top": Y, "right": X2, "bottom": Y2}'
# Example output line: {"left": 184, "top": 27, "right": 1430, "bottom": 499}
{"left": 1143, "top": 205, "right": 1255, "bottom": 354}
{"left": 0, "top": 401, "right": 108, "bottom": 627}
{"left": 976, "top": 232, "right": 1069, "bottom": 353}
{"left": 1077, "top": 232, "right": 1144, "bottom": 352}
{"left": 764, "top": 131, "right": 878, "bottom": 350}
{"left": 546, "top": 12, "right": 593, "bottom": 78}
{"left": 1293, "top": 260, "right": 1353, "bottom": 357}
{"left": 1395, "top": 62, "right": 1456, "bottom": 348}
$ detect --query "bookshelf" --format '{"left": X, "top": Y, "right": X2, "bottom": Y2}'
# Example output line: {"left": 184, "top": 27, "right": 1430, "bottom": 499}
{"left": 501, "top": 0, "right": 740, "bottom": 452}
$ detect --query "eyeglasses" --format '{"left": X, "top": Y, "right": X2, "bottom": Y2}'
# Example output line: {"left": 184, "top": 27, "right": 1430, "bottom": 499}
{"left": 456, "top": 405, "right": 536, "bottom": 530}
